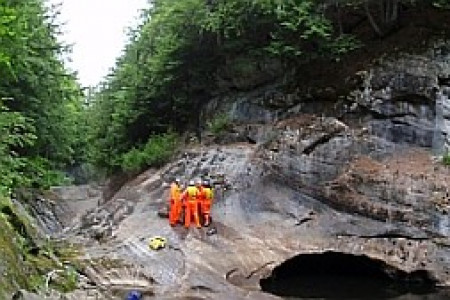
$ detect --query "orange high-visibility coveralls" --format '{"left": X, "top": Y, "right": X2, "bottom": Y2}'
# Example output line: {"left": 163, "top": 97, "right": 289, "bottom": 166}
{"left": 201, "top": 187, "right": 213, "bottom": 226}
{"left": 182, "top": 185, "right": 201, "bottom": 228}
{"left": 169, "top": 182, "right": 182, "bottom": 226}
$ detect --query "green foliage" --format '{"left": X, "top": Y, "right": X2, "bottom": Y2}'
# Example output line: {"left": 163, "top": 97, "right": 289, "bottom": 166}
{"left": 86, "top": 0, "right": 211, "bottom": 171}
{"left": 443, "top": 152, "right": 450, "bottom": 165}
{"left": 55, "top": 266, "right": 78, "bottom": 292}
{"left": 0, "top": 0, "right": 83, "bottom": 194}
{"left": 0, "top": 0, "right": 86, "bottom": 296}
{"left": 86, "top": 0, "right": 448, "bottom": 174}
{"left": 0, "top": 197, "right": 34, "bottom": 244}
{"left": 121, "top": 133, "right": 179, "bottom": 172}
{"left": 326, "top": 34, "right": 362, "bottom": 59}
{"left": 29, "top": 265, "right": 78, "bottom": 293}
{"left": 89, "top": 0, "right": 351, "bottom": 171}
{"left": 207, "top": 114, "right": 231, "bottom": 135}
{"left": 433, "top": 0, "right": 450, "bottom": 9}
{"left": 20, "top": 157, "right": 72, "bottom": 189}
{"left": 28, "top": 274, "right": 46, "bottom": 293}
{"left": 0, "top": 196, "right": 80, "bottom": 294}
{"left": 84, "top": 0, "right": 364, "bottom": 172}
{"left": 202, "top": 0, "right": 356, "bottom": 60}
{"left": 0, "top": 102, "right": 36, "bottom": 196}
{"left": 0, "top": 102, "right": 71, "bottom": 196}
{"left": 26, "top": 239, "right": 82, "bottom": 293}
{"left": 0, "top": 205, "right": 30, "bottom": 296}
{"left": 0, "top": 195, "right": 42, "bottom": 295}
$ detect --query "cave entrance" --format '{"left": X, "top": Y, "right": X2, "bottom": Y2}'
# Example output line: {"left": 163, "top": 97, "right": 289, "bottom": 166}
{"left": 260, "top": 251, "right": 436, "bottom": 299}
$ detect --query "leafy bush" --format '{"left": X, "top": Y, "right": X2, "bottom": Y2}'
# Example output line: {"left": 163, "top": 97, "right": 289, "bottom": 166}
{"left": 120, "top": 148, "right": 144, "bottom": 172}
{"left": 0, "top": 103, "right": 36, "bottom": 196}
{"left": 433, "top": 0, "right": 450, "bottom": 9}
{"left": 53, "top": 266, "right": 78, "bottom": 292}
{"left": 207, "top": 114, "right": 231, "bottom": 135}
{"left": 20, "top": 157, "right": 72, "bottom": 189}
{"left": 443, "top": 152, "right": 450, "bottom": 165}
{"left": 327, "top": 34, "right": 362, "bottom": 59}
{"left": 121, "top": 133, "right": 179, "bottom": 172}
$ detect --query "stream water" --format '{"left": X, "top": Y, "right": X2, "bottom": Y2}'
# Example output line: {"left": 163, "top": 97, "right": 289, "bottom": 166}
{"left": 260, "top": 252, "right": 450, "bottom": 300}
{"left": 263, "top": 275, "right": 449, "bottom": 300}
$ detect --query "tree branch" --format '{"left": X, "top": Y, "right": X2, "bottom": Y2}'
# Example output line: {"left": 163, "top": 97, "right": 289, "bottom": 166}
{"left": 364, "top": 0, "right": 384, "bottom": 37}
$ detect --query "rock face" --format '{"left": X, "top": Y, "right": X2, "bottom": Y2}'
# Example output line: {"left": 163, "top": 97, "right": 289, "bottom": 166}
{"left": 40, "top": 142, "right": 450, "bottom": 300}
{"left": 434, "top": 85, "right": 450, "bottom": 154}
{"left": 24, "top": 42, "right": 450, "bottom": 299}
{"left": 206, "top": 41, "right": 450, "bottom": 153}
{"left": 358, "top": 42, "right": 450, "bottom": 152}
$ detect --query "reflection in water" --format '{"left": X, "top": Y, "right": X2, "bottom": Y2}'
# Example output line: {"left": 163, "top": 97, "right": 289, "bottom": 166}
{"left": 267, "top": 276, "right": 446, "bottom": 300}
{"left": 260, "top": 252, "right": 446, "bottom": 300}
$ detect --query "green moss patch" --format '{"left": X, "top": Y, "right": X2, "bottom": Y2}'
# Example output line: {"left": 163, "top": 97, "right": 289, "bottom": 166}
{"left": 443, "top": 152, "right": 450, "bottom": 165}
{"left": 0, "top": 196, "right": 82, "bottom": 296}
{"left": 0, "top": 200, "right": 34, "bottom": 297}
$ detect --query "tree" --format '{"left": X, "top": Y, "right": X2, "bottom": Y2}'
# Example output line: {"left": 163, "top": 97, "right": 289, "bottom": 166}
{"left": 0, "top": 0, "right": 83, "bottom": 191}
{"left": 0, "top": 102, "right": 35, "bottom": 195}
{"left": 85, "top": 0, "right": 450, "bottom": 173}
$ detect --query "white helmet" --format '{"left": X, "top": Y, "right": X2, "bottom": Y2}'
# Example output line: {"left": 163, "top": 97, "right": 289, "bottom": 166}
{"left": 188, "top": 180, "right": 195, "bottom": 186}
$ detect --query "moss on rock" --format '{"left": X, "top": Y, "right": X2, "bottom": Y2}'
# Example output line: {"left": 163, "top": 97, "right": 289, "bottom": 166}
{"left": 0, "top": 197, "right": 34, "bottom": 297}
{"left": 0, "top": 196, "right": 81, "bottom": 297}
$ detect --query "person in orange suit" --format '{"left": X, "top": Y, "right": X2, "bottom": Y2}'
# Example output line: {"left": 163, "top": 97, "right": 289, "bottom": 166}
{"left": 201, "top": 179, "right": 214, "bottom": 227}
{"left": 182, "top": 180, "right": 201, "bottom": 228}
{"left": 169, "top": 178, "right": 182, "bottom": 226}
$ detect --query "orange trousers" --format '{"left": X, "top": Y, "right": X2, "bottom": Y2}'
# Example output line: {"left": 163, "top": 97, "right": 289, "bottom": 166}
{"left": 202, "top": 200, "right": 211, "bottom": 225}
{"left": 184, "top": 200, "right": 201, "bottom": 228}
{"left": 169, "top": 199, "right": 182, "bottom": 226}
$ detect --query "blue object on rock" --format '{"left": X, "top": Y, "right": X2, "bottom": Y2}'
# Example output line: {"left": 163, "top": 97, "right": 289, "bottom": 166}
{"left": 126, "top": 290, "right": 142, "bottom": 300}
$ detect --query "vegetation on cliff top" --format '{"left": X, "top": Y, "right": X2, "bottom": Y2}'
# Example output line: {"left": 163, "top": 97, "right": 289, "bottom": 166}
{"left": 84, "top": 0, "right": 450, "bottom": 173}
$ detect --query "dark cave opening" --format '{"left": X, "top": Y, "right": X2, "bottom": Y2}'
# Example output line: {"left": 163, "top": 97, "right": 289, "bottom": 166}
{"left": 260, "top": 251, "right": 437, "bottom": 299}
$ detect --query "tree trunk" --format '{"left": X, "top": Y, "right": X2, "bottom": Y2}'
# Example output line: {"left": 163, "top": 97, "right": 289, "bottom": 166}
{"left": 380, "top": 0, "right": 386, "bottom": 25}
{"left": 336, "top": 0, "right": 343, "bottom": 35}
{"left": 365, "top": 0, "right": 399, "bottom": 37}
{"left": 364, "top": 0, "right": 384, "bottom": 37}
{"left": 390, "top": 0, "right": 398, "bottom": 23}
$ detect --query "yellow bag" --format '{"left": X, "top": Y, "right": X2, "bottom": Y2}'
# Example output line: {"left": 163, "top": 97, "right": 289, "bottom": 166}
{"left": 148, "top": 236, "right": 167, "bottom": 250}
